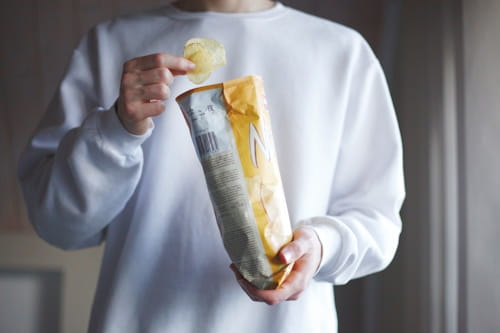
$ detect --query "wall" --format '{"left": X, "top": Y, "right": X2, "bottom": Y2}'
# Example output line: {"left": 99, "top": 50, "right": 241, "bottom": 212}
{"left": 376, "top": 1, "right": 500, "bottom": 332}
{"left": 0, "top": 235, "right": 103, "bottom": 333}
{"left": 461, "top": 1, "right": 500, "bottom": 332}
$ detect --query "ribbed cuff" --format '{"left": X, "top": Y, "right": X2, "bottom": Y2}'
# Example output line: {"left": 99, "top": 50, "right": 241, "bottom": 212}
{"left": 96, "top": 108, "right": 154, "bottom": 155}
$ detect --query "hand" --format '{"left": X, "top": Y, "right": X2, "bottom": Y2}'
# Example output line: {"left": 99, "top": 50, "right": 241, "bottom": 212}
{"left": 116, "top": 53, "right": 194, "bottom": 135}
{"left": 230, "top": 226, "right": 322, "bottom": 305}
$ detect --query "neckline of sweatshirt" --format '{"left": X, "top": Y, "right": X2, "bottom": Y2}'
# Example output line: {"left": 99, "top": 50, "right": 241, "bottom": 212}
{"left": 163, "top": 1, "right": 287, "bottom": 21}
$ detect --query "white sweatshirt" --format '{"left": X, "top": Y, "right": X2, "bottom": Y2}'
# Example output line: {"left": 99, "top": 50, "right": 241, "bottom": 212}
{"left": 18, "top": 3, "right": 404, "bottom": 333}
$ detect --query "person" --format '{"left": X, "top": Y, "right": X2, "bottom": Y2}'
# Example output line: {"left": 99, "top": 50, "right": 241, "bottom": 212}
{"left": 17, "top": 0, "right": 405, "bottom": 332}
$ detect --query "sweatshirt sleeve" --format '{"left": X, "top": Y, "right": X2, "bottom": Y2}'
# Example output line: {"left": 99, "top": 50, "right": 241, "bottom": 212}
{"left": 17, "top": 26, "right": 152, "bottom": 250}
{"left": 305, "top": 38, "right": 405, "bottom": 285}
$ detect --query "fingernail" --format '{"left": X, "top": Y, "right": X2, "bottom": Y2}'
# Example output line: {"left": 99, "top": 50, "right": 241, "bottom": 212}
{"left": 186, "top": 61, "right": 195, "bottom": 70}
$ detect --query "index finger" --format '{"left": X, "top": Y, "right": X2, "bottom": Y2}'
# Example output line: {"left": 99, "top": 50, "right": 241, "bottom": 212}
{"left": 124, "top": 53, "right": 194, "bottom": 74}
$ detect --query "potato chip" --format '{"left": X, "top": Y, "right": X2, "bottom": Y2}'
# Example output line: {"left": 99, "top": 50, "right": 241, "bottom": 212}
{"left": 183, "top": 38, "right": 226, "bottom": 84}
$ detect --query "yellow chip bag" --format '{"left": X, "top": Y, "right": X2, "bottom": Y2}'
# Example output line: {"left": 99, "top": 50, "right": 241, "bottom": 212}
{"left": 176, "top": 76, "right": 293, "bottom": 289}
{"left": 183, "top": 38, "right": 226, "bottom": 84}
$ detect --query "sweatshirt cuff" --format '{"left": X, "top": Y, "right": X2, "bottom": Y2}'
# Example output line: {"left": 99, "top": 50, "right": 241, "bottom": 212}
{"left": 297, "top": 218, "right": 342, "bottom": 281}
{"left": 96, "top": 108, "right": 154, "bottom": 155}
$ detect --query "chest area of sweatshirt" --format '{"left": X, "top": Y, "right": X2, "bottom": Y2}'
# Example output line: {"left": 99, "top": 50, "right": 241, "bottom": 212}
{"left": 114, "top": 19, "right": 348, "bottom": 191}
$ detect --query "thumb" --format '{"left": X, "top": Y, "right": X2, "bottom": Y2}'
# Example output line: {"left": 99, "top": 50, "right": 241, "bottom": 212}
{"left": 279, "top": 234, "right": 310, "bottom": 264}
